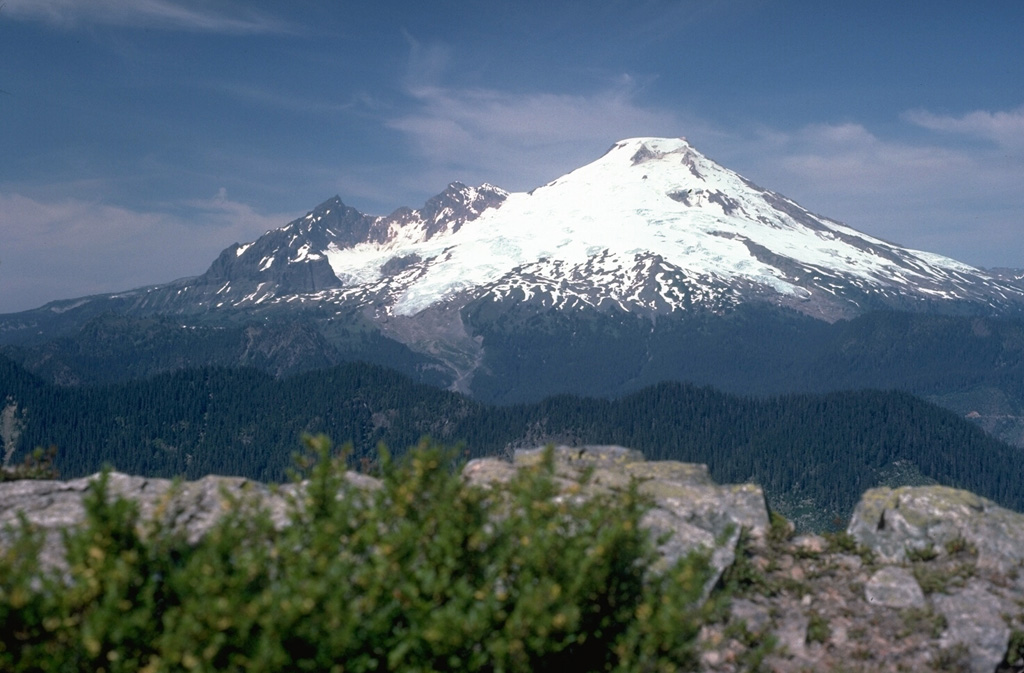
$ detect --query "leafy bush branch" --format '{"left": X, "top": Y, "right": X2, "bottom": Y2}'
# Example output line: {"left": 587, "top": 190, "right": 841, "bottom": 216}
{"left": 1, "top": 436, "right": 720, "bottom": 672}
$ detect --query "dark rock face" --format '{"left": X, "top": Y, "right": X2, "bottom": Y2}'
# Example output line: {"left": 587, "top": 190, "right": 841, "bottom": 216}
{"left": 3, "top": 447, "right": 1024, "bottom": 671}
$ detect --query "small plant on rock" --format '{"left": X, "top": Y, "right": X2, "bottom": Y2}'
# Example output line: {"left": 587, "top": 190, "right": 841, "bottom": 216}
{"left": 912, "top": 560, "right": 975, "bottom": 595}
{"left": 1003, "top": 629, "right": 1024, "bottom": 670}
{"left": 0, "top": 445, "right": 58, "bottom": 482}
{"left": 806, "top": 611, "right": 831, "bottom": 645}
{"left": 906, "top": 543, "right": 939, "bottom": 563}
{"left": 898, "top": 606, "right": 947, "bottom": 639}
{"left": 932, "top": 643, "right": 971, "bottom": 671}
{"left": 824, "top": 530, "right": 858, "bottom": 554}
{"left": 943, "top": 536, "right": 977, "bottom": 558}
{"left": 767, "top": 510, "right": 794, "bottom": 547}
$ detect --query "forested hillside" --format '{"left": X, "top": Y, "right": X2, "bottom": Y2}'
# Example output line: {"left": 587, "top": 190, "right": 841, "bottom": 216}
{"left": 7, "top": 307, "right": 1024, "bottom": 450}
{"left": 3, "top": 355, "right": 1021, "bottom": 529}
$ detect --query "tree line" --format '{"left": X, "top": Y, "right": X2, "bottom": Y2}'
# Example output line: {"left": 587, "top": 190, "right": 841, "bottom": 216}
{"left": 3, "top": 354, "right": 1021, "bottom": 529}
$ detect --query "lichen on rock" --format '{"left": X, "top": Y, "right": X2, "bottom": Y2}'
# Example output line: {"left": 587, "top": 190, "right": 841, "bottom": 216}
{"left": 848, "top": 484, "right": 1024, "bottom": 572}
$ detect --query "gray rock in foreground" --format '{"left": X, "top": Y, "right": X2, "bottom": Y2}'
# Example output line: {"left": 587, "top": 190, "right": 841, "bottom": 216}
{"left": 5, "top": 448, "right": 1024, "bottom": 671}
{"left": 467, "top": 445, "right": 769, "bottom": 596}
{"left": 0, "top": 471, "right": 370, "bottom": 571}
{"left": 847, "top": 484, "right": 1024, "bottom": 672}
{"left": 848, "top": 484, "right": 1024, "bottom": 571}
{"left": 864, "top": 566, "right": 925, "bottom": 609}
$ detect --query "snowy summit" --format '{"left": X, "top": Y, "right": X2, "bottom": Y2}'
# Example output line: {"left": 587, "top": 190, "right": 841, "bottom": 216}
{"left": 121, "top": 137, "right": 1024, "bottom": 323}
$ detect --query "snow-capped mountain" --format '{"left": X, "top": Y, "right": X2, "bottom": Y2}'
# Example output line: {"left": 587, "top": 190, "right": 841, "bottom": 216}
{"left": 174, "top": 137, "right": 1023, "bottom": 322}
{"left": 6, "top": 136, "right": 1024, "bottom": 442}
{"left": 134, "top": 181, "right": 508, "bottom": 313}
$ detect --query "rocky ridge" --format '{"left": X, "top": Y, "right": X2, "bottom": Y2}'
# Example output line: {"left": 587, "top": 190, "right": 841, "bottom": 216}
{"left": 3, "top": 445, "right": 1024, "bottom": 671}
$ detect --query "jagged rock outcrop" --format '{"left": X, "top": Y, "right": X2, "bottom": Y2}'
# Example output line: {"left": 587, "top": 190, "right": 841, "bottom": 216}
{"left": 3, "top": 448, "right": 1024, "bottom": 671}
{"left": 2, "top": 445, "right": 767, "bottom": 591}
{"left": 0, "top": 470, "right": 377, "bottom": 571}
{"left": 848, "top": 484, "right": 1024, "bottom": 572}
{"left": 700, "top": 483, "right": 1024, "bottom": 672}
{"left": 845, "top": 485, "right": 1024, "bottom": 672}
{"left": 466, "top": 445, "right": 769, "bottom": 596}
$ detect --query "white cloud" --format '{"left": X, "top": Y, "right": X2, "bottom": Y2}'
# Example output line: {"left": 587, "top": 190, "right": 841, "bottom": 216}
{"left": 756, "top": 123, "right": 976, "bottom": 196}
{"left": 720, "top": 113, "right": 1024, "bottom": 267}
{"left": 904, "top": 106, "right": 1024, "bottom": 150}
{"left": 0, "top": 190, "right": 294, "bottom": 314}
{"left": 183, "top": 188, "right": 293, "bottom": 236}
{"left": 2, "top": 0, "right": 290, "bottom": 33}
{"left": 385, "top": 34, "right": 693, "bottom": 191}
{"left": 387, "top": 81, "right": 686, "bottom": 192}
{"left": 400, "top": 31, "right": 454, "bottom": 92}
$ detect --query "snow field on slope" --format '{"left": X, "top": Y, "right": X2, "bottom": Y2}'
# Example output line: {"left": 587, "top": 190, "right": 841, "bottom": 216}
{"left": 324, "top": 138, "right": 982, "bottom": 316}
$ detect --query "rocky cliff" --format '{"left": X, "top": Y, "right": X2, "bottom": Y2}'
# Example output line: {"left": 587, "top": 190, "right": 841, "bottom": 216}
{"left": 3, "top": 445, "right": 1023, "bottom": 672}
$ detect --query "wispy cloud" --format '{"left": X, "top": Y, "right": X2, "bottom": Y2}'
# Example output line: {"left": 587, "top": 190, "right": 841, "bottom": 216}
{"left": 725, "top": 111, "right": 1024, "bottom": 267}
{"left": 383, "top": 33, "right": 695, "bottom": 192}
{"left": 388, "top": 80, "right": 686, "bottom": 191}
{"left": 2, "top": 0, "right": 291, "bottom": 34}
{"left": 212, "top": 82, "right": 375, "bottom": 116}
{"left": 748, "top": 122, "right": 976, "bottom": 197}
{"left": 904, "top": 106, "right": 1024, "bottom": 151}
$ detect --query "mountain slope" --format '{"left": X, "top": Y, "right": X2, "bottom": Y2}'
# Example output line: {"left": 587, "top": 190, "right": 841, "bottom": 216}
{"left": 316, "top": 137, "right": 1023, "bottom": 321}
{"left": 3, "top": 137, "right": 1024, "bottom": 443}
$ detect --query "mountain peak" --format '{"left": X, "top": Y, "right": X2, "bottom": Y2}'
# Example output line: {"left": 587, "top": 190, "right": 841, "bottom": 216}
{"left": 315, "top": 194, "right": 345, "bottom": 210}
{"left": 601, "top": 137, "right": 702, "bottom": 170}
{"left": 417, "top": 182, "right": 509, "bottom": 234}
{"left": 94, "top": 136, "right": 1024, "bottom": 322}
{"left": 316, "top": 136, "right": 1023, "bottom": 319}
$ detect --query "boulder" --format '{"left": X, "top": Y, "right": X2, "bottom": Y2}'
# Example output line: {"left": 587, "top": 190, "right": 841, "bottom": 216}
{"left": 931, "top": 581, "right": 1012, "bottom": 673}
{"left": 848, "top": 484, "right": 1024, "bottom": 572}
{"left": 864, "top": 566, "right": 925, "bottom": 608}
{"left": 5, "top": 446, "right": 767, "bottom": 590}
{"left": 7, "top": 446, "right": 1024, "bottom": 671}
{"left": 497, "top": 445, "right": 768, "bottom": 594}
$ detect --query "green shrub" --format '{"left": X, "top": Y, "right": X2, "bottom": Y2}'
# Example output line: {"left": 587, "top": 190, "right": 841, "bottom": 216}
{"left": 823, "top": 530, "right": 874, "bottom": 564}
{"left": 1004, "top": 629, "right": 1024, "bottom": 669}
{"left": 824, "top": 530, "right": 858, "bottom": 554}
{"left": 933, "top": 643, "right": 971, "bottom": 671}
{"left": 943, "top": 536, "right": 977, "bottom": 558}
{"left": 911, "top": 561, "right": 975, "bottom": 596}
{"left": 806, "top": 611, "right": 830, "bottom": 644}
{"left": 766, "top": 510, "right": 794, "bottom": 547}
{"left": 0, "top": 445, "right": 59, "bottom": 482}
{"left": 0, "top": 436, "right": 719, "bottom": 672}
{"left": 1, "top": 469, "right": 198, "bottom": 671}
{"left": 905, "top": 543, "right": 939, "bottom": 563}
{"left": 898, "top": 606, "right": 947, "bottom": 639}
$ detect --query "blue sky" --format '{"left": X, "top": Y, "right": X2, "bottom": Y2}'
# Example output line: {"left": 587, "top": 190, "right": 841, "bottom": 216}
{"left": 1, "top": 1, "right": 1022, "bottom": 314}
